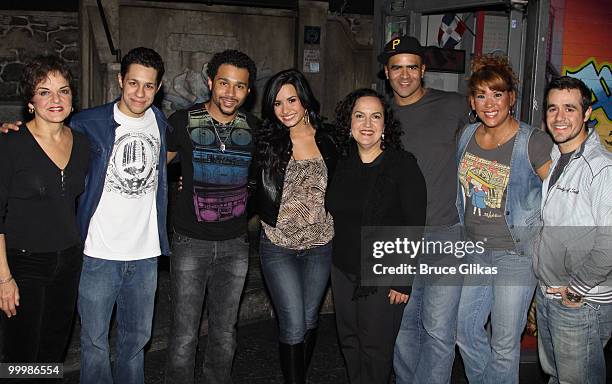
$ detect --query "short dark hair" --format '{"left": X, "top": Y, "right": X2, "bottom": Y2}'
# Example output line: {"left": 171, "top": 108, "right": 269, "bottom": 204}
{"left": 334, "top": 88, "right": 403, "bottom": 155}
{"left": 19, "top": 55, "right": 73, "bottom": 102}
{"left": 544, "top": 76, "right": 592, "bottom": 116}
{"left": 206, "top": 49, "right": 257, "bottom": 89}
{"left": 120, "top": 47, "right": 165, "bottom": 85}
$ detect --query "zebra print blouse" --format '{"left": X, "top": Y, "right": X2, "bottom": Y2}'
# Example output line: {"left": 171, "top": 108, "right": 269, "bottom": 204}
{"left": 262, "top": 156, "right": 334, "bottom": 250}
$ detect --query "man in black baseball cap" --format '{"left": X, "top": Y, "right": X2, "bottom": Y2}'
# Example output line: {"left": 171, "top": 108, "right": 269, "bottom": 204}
{"left": 377, "top": 35, "right": 424, "bottom": 64}
{"left": 380, "top": 35, "right": 427, "bottom": 105}
{"left": 387, "top": 35, "right": 469, "bottom": 384}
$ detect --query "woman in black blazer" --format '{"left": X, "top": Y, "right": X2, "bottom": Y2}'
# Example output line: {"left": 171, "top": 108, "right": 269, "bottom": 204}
{"left": 326, "top": 88, "right": 426, "bottom": 384}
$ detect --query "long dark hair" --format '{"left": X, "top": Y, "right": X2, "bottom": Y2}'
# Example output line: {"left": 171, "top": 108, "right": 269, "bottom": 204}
{"left": 333, "top": 88, "right": 403, "bottom": 156}
{"left": 255, "top": 69, "right": 321, "bottom": 172}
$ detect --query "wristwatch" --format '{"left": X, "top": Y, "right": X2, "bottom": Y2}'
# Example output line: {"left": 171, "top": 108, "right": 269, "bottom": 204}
{"left": 565, "top": 288, "right": 583, "bottom": 303}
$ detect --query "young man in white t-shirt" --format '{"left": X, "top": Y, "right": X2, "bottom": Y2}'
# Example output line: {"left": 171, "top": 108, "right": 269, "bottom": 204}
{"left": 68, "top": 47, "right": 171, "bottom": 384}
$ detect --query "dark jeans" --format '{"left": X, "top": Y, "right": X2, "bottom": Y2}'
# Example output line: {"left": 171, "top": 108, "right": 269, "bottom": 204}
{"left": 2, "top": 244, "right": 82, "bottom": 363}
{"left": 332, "top": 265, "right": 404, "bottom": 384}
{"left": 259, "top": 233, "right": 332, "bottom": 344}
{"left": 165, "top": 233, "right": 249, "bottom": 384}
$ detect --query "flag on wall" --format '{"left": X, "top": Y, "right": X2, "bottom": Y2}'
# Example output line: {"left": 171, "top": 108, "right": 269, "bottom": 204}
{"left": 438, "top": 13, "right": 466, "bottom": 48}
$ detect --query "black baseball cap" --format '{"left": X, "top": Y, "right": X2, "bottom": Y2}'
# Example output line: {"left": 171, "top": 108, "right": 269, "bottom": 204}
{"left": 377, "top": 35, "right": 424, "bottom": 64}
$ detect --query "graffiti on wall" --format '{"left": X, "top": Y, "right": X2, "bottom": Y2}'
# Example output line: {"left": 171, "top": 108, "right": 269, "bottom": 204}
{"left": 564, "top": 59, "right": 612, "bottom": 150}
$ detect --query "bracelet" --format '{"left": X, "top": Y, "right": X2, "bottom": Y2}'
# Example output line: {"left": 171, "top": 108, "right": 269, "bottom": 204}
{"left": 0, "top": 275, "right": 13, "bottom": 284}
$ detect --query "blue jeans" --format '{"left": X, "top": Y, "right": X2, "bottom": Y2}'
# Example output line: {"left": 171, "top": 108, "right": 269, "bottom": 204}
{"left": 259, "top": 233, "right": 332, "bottom": 344}
{"left": 78, "top": 255, "right": 158, "bottom": 384}
{"left": 394, "top": 224, "right": 463, "bottom": 384}
{"left": 165, "top": 233, "right": 248, "bottom": 384}
{"left": 536, "top": 288, "right": 612, "bottom": 384}
{"left": 456, "top": 249, "right": 536, "bottom": 384}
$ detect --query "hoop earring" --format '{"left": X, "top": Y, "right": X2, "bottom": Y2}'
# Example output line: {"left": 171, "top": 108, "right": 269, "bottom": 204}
{"left": 303, "top": 110, "right": 310, "bottom": 126}
{"left": 469, "top": 109, "right": 479, "bottom": 123}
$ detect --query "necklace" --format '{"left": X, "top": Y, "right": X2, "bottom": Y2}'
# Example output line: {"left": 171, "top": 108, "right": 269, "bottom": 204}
{"left": 495, "top": 126, "right": 518, "bottom": 147}
{"left": 482, "top": 119, "right": 518, "bottom": 148}
{"left": 208, "top": 116, "right": 233, "bottom": 152}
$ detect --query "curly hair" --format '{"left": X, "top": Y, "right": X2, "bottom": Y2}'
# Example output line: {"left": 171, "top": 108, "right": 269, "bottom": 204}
{"left": 333, "top": 88, "right": 403, "bottom": 156}
{"left": 120, "top": 47, "right": 165, "bottom": 85}
{"left": 467, "top": 54, "right": 518, "bottom": 96}
{"left": 255, "top": 69, "right": 321, "bottom": 172}
{"left": 207, "top": 49, "right": 257, "bottom": 90}
{"left": 19, "top": 55, "right": 73, "bottom": 103}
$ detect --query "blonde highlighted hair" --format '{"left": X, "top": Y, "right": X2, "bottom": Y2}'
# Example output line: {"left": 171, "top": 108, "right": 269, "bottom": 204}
{"left": 468, "top": 55, "right": 518, "bottom": 96}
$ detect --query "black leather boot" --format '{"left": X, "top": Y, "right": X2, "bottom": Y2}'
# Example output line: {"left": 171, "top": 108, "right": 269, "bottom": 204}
{"left": 303, "top": 328, "right": 318, "bottom": 373}
{"left": 279, "top": 342, "right": 305, "bottom": 384}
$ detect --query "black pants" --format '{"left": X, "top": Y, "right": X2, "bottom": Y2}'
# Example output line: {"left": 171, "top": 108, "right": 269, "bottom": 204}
{"left": 2, "top": 245, "right": 82, "bottom": 363}
{"left": 331, "top": 265, "right": 405, "bottom": 384}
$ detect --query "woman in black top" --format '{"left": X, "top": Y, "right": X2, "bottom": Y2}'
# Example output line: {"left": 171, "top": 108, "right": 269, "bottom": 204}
{"left": 326, "top": 88, "right": 426, "bottom": 383}
{"left": 0, "top": 55, "right": 89, "bottom": 363}
{"left": 253, "top": 69, "right": 337, "bottom": 384}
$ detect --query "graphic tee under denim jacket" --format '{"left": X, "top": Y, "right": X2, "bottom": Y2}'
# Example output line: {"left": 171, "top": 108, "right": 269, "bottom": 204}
{"left": 70, "top": 100, "right": 171, "bottom": 256}
{"left": 456, "top": 122, "right": 543, "bottom": 256}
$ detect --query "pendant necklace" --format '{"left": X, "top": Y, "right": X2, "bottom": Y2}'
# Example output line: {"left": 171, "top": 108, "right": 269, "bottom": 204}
{"left": 209, "top": 116, "right": 233, "bottom": 152}
{"left": 496, "top": 125, "right": 517, "bottom": 147}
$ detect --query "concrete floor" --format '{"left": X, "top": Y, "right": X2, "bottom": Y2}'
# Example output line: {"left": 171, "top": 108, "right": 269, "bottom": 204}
{"left": 59, "top": 313, "right": 554, "bottom": 384}
{"left": 52, "top": 257, "right": 568, "bottom": 384}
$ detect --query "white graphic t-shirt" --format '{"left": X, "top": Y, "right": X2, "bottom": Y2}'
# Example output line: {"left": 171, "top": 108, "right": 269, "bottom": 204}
{"left": 84, "top": 103, "right": 161, "bottom": 260}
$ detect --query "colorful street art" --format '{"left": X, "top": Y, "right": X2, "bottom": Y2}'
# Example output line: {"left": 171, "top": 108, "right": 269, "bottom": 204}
{"left": 564, "top": 59, "right": 612, "bottom": 149}
{"left": 557, "top": 0, "right": 612, "bottom": 151}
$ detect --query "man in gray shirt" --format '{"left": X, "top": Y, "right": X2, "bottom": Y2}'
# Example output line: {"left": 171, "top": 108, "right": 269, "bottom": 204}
{"left": 382, "top": 35, "right": 468, "bottom": 384}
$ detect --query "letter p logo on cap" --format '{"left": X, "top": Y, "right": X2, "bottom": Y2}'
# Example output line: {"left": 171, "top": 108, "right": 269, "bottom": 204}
{"left": 392, "top": 39, "right": 400, "bottom": 50}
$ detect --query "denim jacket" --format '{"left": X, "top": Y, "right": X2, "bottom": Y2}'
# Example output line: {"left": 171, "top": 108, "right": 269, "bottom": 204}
{"left": 70, "top": 101, "right": 170, "bottom": 255}
{"left": 456, "top": 121, "right": 543, "bottom": 255}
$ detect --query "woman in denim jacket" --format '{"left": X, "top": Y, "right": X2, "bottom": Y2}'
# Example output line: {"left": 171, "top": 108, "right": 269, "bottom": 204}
{"left": 455, "top": 55, "right": 553, "bottom": 384}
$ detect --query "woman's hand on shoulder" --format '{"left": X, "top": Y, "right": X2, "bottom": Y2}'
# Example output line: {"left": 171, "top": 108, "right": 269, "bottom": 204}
{"left": 388, "top": 289, "right": 409, "bottom": 304}
{"left": 0, "top": 278, "right": 19, "bottom": 317}
{"left": 0, "top": 121, "right": 22, "bottom": 134}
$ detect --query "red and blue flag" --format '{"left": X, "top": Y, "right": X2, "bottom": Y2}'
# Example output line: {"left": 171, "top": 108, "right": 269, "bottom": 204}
{"left": 438, "top": 13, "right": 466, "bottom": 48}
